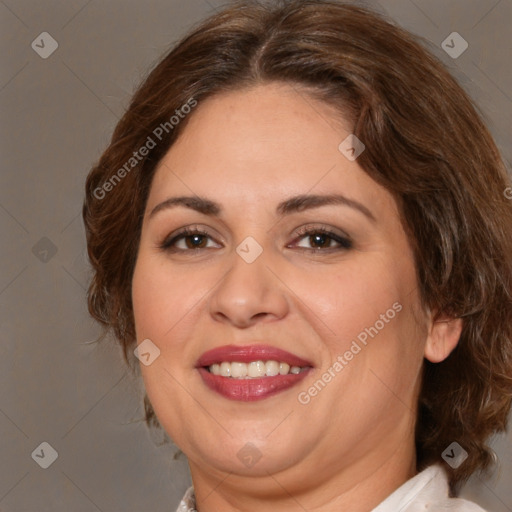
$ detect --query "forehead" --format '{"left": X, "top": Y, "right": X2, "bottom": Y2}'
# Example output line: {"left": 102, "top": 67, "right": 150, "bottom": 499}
{"left": 148, "top": 83, "right": 394, "bottom": 217}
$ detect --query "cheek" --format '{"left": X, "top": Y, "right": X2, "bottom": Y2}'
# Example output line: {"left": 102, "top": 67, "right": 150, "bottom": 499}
{"left": 132, "top": 263, "right": 166, "bottom": 340}
{"left": 286, "top": 256, "right": 408, "bottom": 346}
{"left": 131, "top": 254, "right": 206, "bottom": 340}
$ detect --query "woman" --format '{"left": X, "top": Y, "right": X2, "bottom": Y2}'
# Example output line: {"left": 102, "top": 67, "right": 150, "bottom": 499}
{"left": 83, "top": 1, "right": 512, "bottom": 510}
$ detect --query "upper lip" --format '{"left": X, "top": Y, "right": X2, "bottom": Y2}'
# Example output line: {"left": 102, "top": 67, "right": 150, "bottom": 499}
{"left": 196, "top": 344, "right": 313, "bottom": 368}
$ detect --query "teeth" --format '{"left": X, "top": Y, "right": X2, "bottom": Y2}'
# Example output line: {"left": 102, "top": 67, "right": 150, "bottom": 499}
{"left": 265, "top": 360, "right": 279, "bottom": 376}
{"left": 248, "top": 360, "right": 266, "bottom": 377}
{"left": 220, "top": 362, "right": 231, "bottom": 377}
{"left": 231, "top": 362, "right": 247, "bottom": 378}
{"left": 279, "top": 362, "right": 290, "bottom": 375}
{"left": 207, "top": 360, "right": 305, "bottom": 378}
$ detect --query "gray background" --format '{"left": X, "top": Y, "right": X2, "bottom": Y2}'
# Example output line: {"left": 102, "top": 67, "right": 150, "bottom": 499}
{"left": 0, "top": 0, "right": 511, "bottom": 510}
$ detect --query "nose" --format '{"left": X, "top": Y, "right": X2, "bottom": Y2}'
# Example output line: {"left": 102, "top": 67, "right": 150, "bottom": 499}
{"left": 208, "top": 250, "right": 290, "bottom": 329}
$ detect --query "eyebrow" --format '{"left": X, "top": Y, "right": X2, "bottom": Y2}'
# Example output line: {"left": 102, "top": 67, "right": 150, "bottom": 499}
{"left": 149, "top": 193, "right": 376, "bottom": 222}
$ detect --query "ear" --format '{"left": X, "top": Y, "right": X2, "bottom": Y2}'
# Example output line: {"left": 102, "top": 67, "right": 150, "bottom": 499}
{"left": 424, "top": 314, "right": 463, "bottom": 363}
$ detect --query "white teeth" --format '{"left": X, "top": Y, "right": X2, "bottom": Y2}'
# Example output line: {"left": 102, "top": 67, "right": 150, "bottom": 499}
{"left": 265, "top": 360, "right": 279, "bottom": 376}
{"left": 248, "top": 360, "right": 266, "bottom": 377}
{"left": 220, "top": 362, "right": 231, "bottom": 377}
{"left": 279, "top": 362, "right": 290, "bottom": 375}
{"left": 207, "top": 360, "right": 306, "bottom": 378}
{"left": 231, "top": 362, "right": 248, "bottom": 378}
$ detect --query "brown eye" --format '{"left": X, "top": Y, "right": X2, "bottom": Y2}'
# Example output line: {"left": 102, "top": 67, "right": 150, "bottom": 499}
{"left": 292, "top": 228, "right": 352, "bottom": 251}
{"left": 160, "top": 228, "right": 221, "bottom": 252}
{"left": 184, "top": 234, "right": 208, "bottom": 249}
{"left": 308, "top": 233, "right": 335, "bottom": 249}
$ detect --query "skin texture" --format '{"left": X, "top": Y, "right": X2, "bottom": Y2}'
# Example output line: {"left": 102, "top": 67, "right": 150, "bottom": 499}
{"left": 132, "top": 83, "right": 462, "bottom": 512}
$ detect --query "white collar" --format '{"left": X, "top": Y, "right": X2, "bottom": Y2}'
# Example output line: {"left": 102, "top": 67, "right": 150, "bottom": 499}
{"left": 372, "top": 464, "right": 486, "bottom": 512}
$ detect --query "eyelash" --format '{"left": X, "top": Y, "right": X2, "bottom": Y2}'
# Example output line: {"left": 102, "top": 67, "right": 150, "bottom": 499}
{"left": 159, "top": 227, "right": 216, "bottom": 252}
{"left": 292, "top": 225, "right": 353, "bottom": 251}
{"left": 159, "top": 225, "right": 353, "bottom": 254}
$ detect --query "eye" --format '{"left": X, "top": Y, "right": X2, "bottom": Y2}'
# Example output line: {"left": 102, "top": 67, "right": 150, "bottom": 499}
{"left": 159, "top": 227, "right": 222, "bottom": 252}
{"left": 159, "top": 225, "right": 352, "bottom": 253}
{"left": 290, "top": 225, "right": 352, "bottom": 251}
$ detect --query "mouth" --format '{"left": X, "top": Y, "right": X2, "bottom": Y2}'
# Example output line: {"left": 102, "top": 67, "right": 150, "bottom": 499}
{"left": 196, "top": 344, "right": 313, "bottom": 401}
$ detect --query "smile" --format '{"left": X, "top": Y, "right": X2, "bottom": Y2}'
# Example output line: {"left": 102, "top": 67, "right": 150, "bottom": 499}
{"left": 208, "top": 360, "right": 306, "bottom": 378}
{"left": 197, "top": 345, "right": 313, "bottom": 401}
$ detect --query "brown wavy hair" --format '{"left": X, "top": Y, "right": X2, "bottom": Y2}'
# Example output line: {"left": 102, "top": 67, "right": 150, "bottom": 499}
{"left": 83, "top": 0, "right": 512, "bottom": 491}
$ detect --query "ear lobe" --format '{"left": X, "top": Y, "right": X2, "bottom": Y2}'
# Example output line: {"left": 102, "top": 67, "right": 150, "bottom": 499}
{"left": 424, "top": 315, "right": 463, "bottom": 363}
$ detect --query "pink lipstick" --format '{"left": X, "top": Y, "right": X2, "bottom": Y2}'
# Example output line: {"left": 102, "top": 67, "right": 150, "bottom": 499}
{"left": 196, "top": 344, "right": 312, "bottom": 401}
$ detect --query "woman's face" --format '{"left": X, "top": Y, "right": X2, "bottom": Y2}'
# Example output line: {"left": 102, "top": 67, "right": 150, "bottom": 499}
{"left": 132, "top": 83, "right": 430, "bottom": 490}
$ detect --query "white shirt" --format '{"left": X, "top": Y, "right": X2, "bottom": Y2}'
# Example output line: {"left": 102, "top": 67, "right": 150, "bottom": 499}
{"left": 175, "top": 464, "right": 487, "bottom": 511}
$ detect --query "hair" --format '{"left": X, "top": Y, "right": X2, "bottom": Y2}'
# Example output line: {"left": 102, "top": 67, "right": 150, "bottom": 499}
{"left": 83, "top": 0, "right": 512, "bottom": 492}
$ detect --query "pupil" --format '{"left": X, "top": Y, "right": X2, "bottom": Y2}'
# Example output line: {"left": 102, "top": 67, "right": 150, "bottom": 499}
{"left": 187, "top": 235, "right": 205, "bottom": 248}
{"left": 311, "top": 234, "right": 328, "bottom": 248}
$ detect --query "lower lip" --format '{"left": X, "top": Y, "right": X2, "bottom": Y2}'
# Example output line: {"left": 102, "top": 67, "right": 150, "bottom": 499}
{"left": 198, "top": 367, "right": 311, "bottom": 401}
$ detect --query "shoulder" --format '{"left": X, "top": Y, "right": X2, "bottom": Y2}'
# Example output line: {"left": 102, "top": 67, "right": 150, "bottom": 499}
{"left": 373, "top": 465, "right": 487, "bottom": 512}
